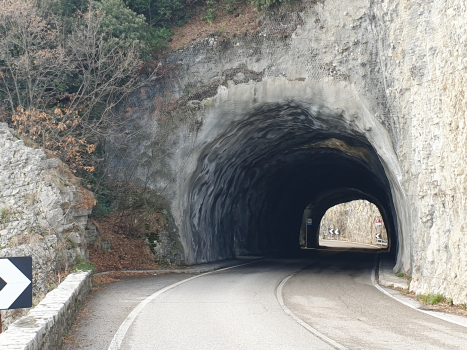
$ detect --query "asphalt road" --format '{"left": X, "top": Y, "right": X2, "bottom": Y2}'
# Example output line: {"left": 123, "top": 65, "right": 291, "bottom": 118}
{"left": 284, "top": 249, "right": 467, "bottom": 349}
{"left": 120, "top": 259, "right": 334, "bottom": 350}
{"left": 64, "top": 244, "right": 467, "bottom": 350}
{"left": 62, "top": 273, "right": 194, "bottom": 350}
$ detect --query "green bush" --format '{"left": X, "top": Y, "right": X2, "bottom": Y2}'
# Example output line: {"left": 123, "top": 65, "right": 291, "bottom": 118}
{"left": 146, "top": 27, "right": 174, "bottom": 52}
{"left": 99, "top": 0, "right": 149, "bottom": 47}
{"left": 48, "top": 0, "right": 89, "bottom": 18}
{"left": 147, "top": 231, "right": 161, "bottom": 251}
{"left": 249, "top": 0, "right": 289, "bottom": 10}
{"left": 223, "top": 0, "right": 238, "bottom": 14}
{"left": 0, "top": 208, "right": 10, "bottom": 224}
{"left": 125, "top": 0, "right": 187, "bottom": 27}
{"left": 418, "top": 294, "right": 445, "bottom": 305}
{"left": 74, "top": 256, "right": 97, "bottom": 273}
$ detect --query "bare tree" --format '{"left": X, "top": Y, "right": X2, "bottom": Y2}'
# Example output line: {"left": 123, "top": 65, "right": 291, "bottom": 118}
{"left": 0, "top": 0, "right": 159, "bottom": 171}
{"left": 0, "top": 0, "right": 71, "bottom": 112}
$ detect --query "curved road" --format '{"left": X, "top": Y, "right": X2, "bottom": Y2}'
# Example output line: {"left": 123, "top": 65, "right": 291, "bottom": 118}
{"left": 119, "top": 259, "right": 334, "bottom": 350}
{"left": 284, "top": 248, "right": 467, "bottom": 349}
{"left": 64, "top": 243, "right": 467, "bottom": 349}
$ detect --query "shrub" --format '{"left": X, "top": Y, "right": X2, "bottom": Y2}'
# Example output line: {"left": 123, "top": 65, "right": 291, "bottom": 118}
{"left": 249, "top": 0, "right": 289, "bottom": 10}
{"left": 0, "top": 208, "right": 10, "bottom": 223}
{"left": 146, "top": 27, "right": 174, "bottom": 53}
{"left": 74, "top": 256, "right": 97, "bottom": 273}
{"left": 125, "top": 0, "right": 187, "bottom": 27}
{"left": 99, "top": 0, "right": 149, "bottom": 48}
{"left": 418, "top": 294, "right": 445, "bottom": 305}
{"left": 202, "top": 0, "right": 218, "bottom": 23}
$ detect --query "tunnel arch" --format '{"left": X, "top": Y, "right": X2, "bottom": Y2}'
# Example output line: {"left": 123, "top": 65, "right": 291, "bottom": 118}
{"left": 182, "top": 101, "right": 401, "bottom": 264}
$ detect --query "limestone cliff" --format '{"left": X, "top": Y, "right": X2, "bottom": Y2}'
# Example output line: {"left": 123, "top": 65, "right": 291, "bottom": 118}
{"left": 107, "top": 0, "right": 467, "bottom": 304}
{"left": 373, "top": 0, "right": 467, "bottom": 307}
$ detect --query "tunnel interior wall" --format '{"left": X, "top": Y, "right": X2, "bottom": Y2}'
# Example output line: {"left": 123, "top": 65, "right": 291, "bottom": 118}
{"left": 183, "top": 101, "right": 399, "bottom": 263}
{"left": 108, "top": 0, "right": 467, "bottom": 303}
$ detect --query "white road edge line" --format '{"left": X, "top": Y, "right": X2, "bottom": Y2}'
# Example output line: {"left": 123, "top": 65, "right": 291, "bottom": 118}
{"left": 107, "top": 260, "right": 261, "bottom": 350}
{"left": 276, "top": 272, "right": 349, "bottom": 350}
{"left": 320, "top": 239, "right": 383, "bottom": 249}
{"left": 371, "top": 254, "right": 467, "bottom": 329}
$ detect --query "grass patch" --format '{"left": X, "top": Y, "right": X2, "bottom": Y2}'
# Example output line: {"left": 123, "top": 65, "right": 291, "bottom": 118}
{"left": 0, "top": 207, "right": 10, "bottom": 223}
{"left": 74, "top": 256, "right": 97, "bottom": 274}
{"left": 396, "top": 272, "right": 405, "bottom": 278}
{"left": 418, "top": 294, "right": 445, "bottom": 305}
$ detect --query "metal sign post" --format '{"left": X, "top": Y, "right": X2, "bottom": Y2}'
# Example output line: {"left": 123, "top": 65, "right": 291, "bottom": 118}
{"left": 0, "top": 257, "right": 32, "bottom": 333}
{"left": 306, "top": 219, "right": 312, "bottom": 248}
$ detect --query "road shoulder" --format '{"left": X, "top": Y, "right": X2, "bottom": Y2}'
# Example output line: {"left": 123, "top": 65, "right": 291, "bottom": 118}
{"left": 376, "top": 254, "right": 467, "bottom": 328}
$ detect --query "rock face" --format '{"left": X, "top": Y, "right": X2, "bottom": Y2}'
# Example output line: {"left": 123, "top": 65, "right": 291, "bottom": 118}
{"left": 319, "top": 200, "right": 388, "bottom": 245}
{"left": 108, "top": 1, "right": 467, "bottom": 303}
{"left": 373, "top": 0, "right": 467, "bottom": 306}
{"left": 0, "top": 123, "right": 94, "bottom": 329}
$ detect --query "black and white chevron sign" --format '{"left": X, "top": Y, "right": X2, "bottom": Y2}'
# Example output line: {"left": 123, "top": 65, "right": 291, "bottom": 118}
{"left": 0, "top": 257, "right": 32, "bottom": 310}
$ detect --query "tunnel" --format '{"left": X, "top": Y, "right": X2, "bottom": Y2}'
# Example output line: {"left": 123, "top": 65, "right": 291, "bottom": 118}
{"left": 183, "top": 102, "right": 398, "bottom": 263}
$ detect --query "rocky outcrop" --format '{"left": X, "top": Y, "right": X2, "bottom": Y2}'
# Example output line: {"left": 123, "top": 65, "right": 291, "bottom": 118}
{"left": 319, "top": 200, "right": 388, "bottom": 245}
{"left": 0, "top": 123, "right": 94, "bottom": 330}
{"left": 107, "top": 0, "right": 467, "bottom": 303}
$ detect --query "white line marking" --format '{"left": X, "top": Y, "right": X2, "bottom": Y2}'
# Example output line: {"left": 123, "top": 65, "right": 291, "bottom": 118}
{"left": 107, "top": 260, "right": 260, "bottom": 350}
{"left": 320, "top": 239, "right": 382, "bottom": 249}
{"left": 276, "top": 272, "right": 349, "bottom": 350}
{"left": 371, "top": 255, "right": 467, "bottom": 329}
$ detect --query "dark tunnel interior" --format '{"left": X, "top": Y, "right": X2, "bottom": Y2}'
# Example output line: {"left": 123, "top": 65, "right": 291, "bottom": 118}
{"left": 184, "top": 103, "right": 398, "bottom": 263}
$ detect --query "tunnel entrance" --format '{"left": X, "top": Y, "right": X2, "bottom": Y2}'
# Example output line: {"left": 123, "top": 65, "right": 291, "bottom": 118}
{"left": 184, "top": 103, "right": 398, "bottom": 263}
{"left": 314, "top": 200, "right": 388, "bottom": 247}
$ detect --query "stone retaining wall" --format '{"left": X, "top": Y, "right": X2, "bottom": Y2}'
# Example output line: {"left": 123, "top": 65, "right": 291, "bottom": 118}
{"left": 0, "top": 270, "right": 92, "bottom": 350}
{"left": 0, "top": 123, "right": 95, "bottom": 329}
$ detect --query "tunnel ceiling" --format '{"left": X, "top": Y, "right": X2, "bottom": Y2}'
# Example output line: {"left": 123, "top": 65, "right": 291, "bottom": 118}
{"left": 185, "top": 103, "right": 397, "bottom": 262}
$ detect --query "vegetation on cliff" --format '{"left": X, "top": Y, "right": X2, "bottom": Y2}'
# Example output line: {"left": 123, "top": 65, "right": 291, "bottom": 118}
{"left": 0, "top": 0, "right": 301, "bottom": 174}
{"left": 0, "top": 0, "right": 304, "bottom": 268}
{"left": 0, "top": 0, "right": 164, "bottom": 173}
